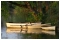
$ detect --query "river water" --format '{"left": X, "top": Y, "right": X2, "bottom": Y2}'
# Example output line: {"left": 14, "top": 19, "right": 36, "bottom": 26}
{"left": 1, "top": 26, "right": 59, "bottom": 39}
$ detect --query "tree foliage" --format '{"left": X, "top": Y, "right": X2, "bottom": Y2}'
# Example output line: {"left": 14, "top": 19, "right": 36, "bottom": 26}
{"left": 1, "top": 1, "right": 59, "bottom": 27}
{"left": 1, "top": 1, "right": 9, "bottom": 21}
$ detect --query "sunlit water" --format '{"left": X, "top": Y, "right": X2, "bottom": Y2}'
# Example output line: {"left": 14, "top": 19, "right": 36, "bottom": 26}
{"left": 1, "top": 26, "right": 59, "bottom": 39}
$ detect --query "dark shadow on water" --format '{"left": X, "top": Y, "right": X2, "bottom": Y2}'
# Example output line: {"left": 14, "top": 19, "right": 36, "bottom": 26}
{"left": 19, "top": 32, "right": 59, "bottom": 39}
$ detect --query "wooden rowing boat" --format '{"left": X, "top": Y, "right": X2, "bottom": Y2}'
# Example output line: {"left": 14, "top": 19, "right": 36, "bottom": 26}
{"left": 6, "top": 23, "right": 41, "bottom": 28}
{"left": 6, "top": 23, "right": 55, "bottom": 30}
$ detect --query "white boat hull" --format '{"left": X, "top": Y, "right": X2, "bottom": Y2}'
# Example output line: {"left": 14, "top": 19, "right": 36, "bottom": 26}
{"left": 6, "top": 23, "right": 55, "bottom": 30}
{"left": 6, "top": 23, "right": 41, "bottom": 28}
{"left": 41, "top": 26, "right": 55, "bottom": 30}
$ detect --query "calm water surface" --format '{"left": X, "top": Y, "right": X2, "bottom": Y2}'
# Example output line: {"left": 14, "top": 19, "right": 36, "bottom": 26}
{"left": 1, "top": 26, "right": 59, "bottom": 39}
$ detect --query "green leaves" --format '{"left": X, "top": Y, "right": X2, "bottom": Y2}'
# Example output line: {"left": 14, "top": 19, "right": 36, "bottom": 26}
{"left": 13, "top": 1, "right": 25, "bottom": 5}
{"left": 26, "top": 12, "right": 36, "bottom": 22}
{"left": 1, "top": 1, "right": 9, "bottom": 21}
{"left": 29, "top": 1, "right": 36, "bottom": 7}
{"left": 1, "top": 1, "right": 9, "bottom": 12}
{"left": 45, "top": 1, "right": 59, "bottom": 26}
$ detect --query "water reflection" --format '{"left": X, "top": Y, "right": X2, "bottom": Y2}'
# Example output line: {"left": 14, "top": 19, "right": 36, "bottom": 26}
{"left": 1, "top": 26, "right": 58, "bottom": 39}
{"left": 42, "top": 30, "right": 55, "bottom": 35}
{"left": 6, "top": 28, "right": 55, "bottom": 35}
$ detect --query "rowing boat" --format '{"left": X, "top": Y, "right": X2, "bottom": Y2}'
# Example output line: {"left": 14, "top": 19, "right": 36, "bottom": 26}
{"left": 6, "top": 23, "right": 41, "bottom": 28}
{"left": 6, "top": 23, "right": 55, "bottom": 30}
{"left": 41, "top": 26, "right": 55, "bottom": 31}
